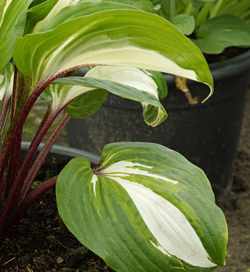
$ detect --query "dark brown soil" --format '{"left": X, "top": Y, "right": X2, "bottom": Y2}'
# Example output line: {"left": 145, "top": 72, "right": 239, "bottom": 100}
{"left": 0, "top": 160, "right": 115, "bottom": 272}
{"left": 1, "top": 88, "right": 250, "bottom": 271}
{"left": 0, "top": 188, "right": 110, "bottom": 271}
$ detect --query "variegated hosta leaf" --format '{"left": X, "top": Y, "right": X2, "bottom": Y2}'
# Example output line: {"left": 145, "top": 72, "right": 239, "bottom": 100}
{"left": 0, "top": 0, "right": 33, "bottom": 71}
{"left": 24, "top": 0, "right": 59, "bottom": 35}
{"left": 13, "top": 6, "right": 213, "bottom": 99}
{"left": 27, "top": 0, "right": 153, "bottom": 35}
{"left": 0, "top": 62, "right": 14, "bottom": 101}
{"left": 28, "top": 0, "right": 49, "bottom": 8}
{"left": 56, "top": 142, "right": 227, "bottom": 272}
{"left": 65, "top": 89, "right": 108, "bottom": 119}
{"left": 51, "top": 66, "right": 167, "bottom": 126}
{"left": 36, "top": 1, "right": 141, "bottom": 33}
{"left": 47, "top": 82, "right": 109, "bottom": 119}
{"left": 25, "top": 0, "right": 83, "bottom": 35}
{"left": 0, "top": 0, "right": 11, "bottom": 25}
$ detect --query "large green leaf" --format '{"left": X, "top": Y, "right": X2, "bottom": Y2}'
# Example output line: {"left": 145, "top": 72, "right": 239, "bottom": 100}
{"left": 0, "top": 0, "right": 33, "bottom": 71}
{"left": 13, "top": 5, "right": 213, "bottom": 99}
{"left": 56, "top": 142, "right": 227, "bottom": 272}
{"left": 51, "top": 66, "right": 167, "bottom": 126}
{"left": 191, "top": 14, "right": 250, "bottom": 54}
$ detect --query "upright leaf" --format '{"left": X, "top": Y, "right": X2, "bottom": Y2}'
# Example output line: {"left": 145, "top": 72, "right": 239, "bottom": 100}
{"left": 24, "top": 0, "right": 84, "bottom": 34}
{"left": 56, "top": 142, "right": 227, "bottom": 272}
{"left": 30, "top": 1, "right": 139, "bottom": 33}
{"left": 24, "top": 0, "right": 59, "bottom": 34}
{"left": 0, "top": 0, "right": 33, "bottom": 71}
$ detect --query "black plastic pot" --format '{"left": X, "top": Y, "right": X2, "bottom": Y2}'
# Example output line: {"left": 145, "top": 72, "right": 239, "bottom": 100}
{"left": 66, "top": 50, "right": 250, "bottom": 202}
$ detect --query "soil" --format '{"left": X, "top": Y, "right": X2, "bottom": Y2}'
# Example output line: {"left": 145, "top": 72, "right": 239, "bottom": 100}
{"left": 1, "top": 89, "right": 250, "bottom": 271}
{"left": 0, "top": 159, "right": 115, "bottom": 272}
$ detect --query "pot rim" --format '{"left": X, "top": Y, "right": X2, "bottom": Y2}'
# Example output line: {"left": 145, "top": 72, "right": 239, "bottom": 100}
{"left": 21, "top": 142, "right": 101, "bottom": 165}
{"left": 209, "top": 49, "right": 250, "bottom": 79}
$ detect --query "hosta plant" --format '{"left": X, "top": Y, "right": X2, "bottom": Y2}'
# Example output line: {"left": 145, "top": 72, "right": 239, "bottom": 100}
{"left": 146, "top": 0, "right": 250, "bottom": 55}
{"left": 0, "top": 0, "right": 227, "bottom": 271}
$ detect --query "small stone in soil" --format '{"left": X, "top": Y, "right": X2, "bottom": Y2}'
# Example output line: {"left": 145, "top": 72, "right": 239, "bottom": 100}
{"left": 67, "top": 246, "right": 89, "bottom": 267}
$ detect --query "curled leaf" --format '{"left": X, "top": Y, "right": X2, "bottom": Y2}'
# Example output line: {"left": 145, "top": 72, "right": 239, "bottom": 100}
{"left": 51, "top": 66, "right": 167, "bottom": 126}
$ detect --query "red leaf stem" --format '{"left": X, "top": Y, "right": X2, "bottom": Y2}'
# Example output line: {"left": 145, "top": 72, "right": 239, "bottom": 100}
{"left": 17, "top": 112, "right": 71, "bottom": 204}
